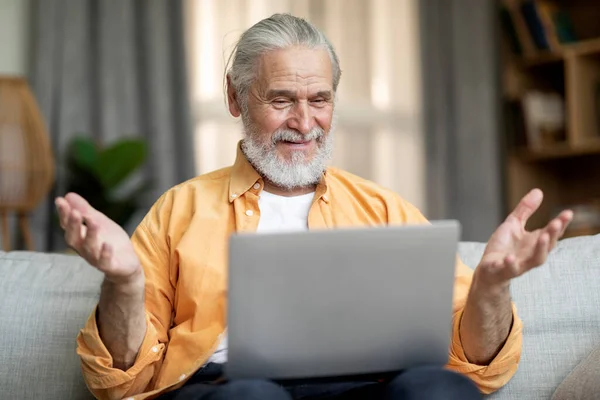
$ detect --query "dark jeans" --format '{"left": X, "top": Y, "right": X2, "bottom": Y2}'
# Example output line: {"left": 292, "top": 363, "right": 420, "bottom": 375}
{"left": 157, "top": 363, "right": 482, "bottom": 400}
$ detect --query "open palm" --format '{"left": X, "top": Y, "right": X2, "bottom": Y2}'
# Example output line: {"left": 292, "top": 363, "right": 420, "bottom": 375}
{"left": 55, "top": 192, "right": 142, "bottom": 283}
{"left": 478, "top": 189, "right": 573, "bottom": 288}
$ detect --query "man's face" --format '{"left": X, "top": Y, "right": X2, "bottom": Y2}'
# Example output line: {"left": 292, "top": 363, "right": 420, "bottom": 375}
{"left": 231, "top": 47, "right": 336, "bottom": 190}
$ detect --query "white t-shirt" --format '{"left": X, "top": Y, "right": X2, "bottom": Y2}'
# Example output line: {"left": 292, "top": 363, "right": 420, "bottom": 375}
{"left": 206, "top": 190, "right": 315, "bottom": 364}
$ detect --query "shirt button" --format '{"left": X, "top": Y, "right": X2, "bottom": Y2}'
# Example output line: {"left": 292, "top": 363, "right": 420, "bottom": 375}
{"left": 231, "top": 193, "right": 237, "bottom": 199}
{"left": 151, "top": 346, "right": 159, "bottom": 353}
{"left": 179, "top": 374, "right": 186, "bottom": 381}
{"left": 245, "top": 210, "right": 254, "bottom": 217}
{"left": 253, "top": 183, "right": 260, "bottom": 190}
{"left": 322, "top": 194, "right": 329, "bottom": 202}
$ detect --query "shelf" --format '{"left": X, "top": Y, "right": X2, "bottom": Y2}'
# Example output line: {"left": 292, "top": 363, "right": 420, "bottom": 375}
{"left": 501, "top": 1, "right": 600, "bottom": 239}
{"left": 515, "top": 140, "right": 600, "bottom": 161}
{"left": 519, "top": 53, "right": 563, "bottom": 68}
{"left": 519, "top": 37, "right": 600, "bottom": 67}
{"left": 568, "top": 37, "right": 600, "bottom": 57}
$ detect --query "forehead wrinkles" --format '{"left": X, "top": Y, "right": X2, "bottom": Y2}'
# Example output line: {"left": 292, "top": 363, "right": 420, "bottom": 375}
{"left": 272, "top": 72, "right": 327, "bottom": 85}
{"left": 259, "top": 69, "right": 330, "bottom": 90}
{"left": 254, "top": 48, "right": 333, "bottom": 90}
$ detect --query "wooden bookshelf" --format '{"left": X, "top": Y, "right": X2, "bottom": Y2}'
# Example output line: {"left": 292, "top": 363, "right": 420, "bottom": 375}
{"left": 520, "top": 37, "right": 600, "bottom": 66}
{"left": 516, "top": 139, "right": 600, "bottom": 161}
{"left": 500, "top": 0, "right": 600, "bottom": 237}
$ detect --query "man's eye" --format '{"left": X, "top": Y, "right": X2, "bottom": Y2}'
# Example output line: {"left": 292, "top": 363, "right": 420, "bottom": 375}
{"left": 272, "top": 100, "right": 290, "bottom": 108}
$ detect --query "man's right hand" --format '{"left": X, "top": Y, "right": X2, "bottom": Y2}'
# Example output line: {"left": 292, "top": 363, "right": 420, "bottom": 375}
{"left": 55, "top": 192, "right": 143, "bottom": 284}
{"left": 57, "top": 193, "right": 147, "bottom": 370}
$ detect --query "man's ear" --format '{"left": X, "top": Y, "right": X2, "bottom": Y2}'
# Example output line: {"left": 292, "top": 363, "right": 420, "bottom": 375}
{"left": 227, "top": 75, "right": 241, "bottom": 118}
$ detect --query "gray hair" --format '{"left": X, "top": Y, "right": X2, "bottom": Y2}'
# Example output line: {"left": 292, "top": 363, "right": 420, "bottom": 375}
{"left": 225, "top": 13, "right": 341, "bottom": 111}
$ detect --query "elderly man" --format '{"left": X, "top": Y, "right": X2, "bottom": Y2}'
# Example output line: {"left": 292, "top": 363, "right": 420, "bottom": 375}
{"left": 57, "top": 13, "right": 572, "bottom": 400}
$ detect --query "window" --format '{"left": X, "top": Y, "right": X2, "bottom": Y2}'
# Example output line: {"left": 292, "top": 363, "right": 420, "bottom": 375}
{"left": 185, "top": 0, "right": 425, "bottom": 210}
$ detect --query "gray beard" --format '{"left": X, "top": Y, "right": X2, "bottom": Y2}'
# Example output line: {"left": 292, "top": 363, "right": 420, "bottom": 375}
{"left": 240, "top": 114, "right": 334, "bottom": 191}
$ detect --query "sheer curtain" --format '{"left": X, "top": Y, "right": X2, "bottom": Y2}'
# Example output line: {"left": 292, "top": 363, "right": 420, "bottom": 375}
{"left": 419, "top": 0, "right": 503, "bottom": 240}
{"left": 28, "top": 0, "right": 195, "bottom": 250}
{"left": 184, "top": 0, "right": 425, "bottom": 210}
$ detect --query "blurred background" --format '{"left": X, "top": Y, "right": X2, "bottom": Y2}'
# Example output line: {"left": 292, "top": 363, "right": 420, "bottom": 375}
{"left": 0, "top": 0, "right": 597, "bottom": 252}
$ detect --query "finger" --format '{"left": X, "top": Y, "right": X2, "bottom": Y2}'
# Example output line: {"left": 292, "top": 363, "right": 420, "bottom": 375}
{"left": 544, "top": 219, "right": 563, "bottom": 251}
{"left": 64, "top": 192, "right": 96, "bottom": 218}
{"left": 64, "top": 209, "right": 84, "bottom": 250}
{"left": 96, "top": 242, "right": 113, "bottom": 273}
{"left": 82, "top": 217, "right": 102, "bottom": 261}
{"left": 544, "top": 210, "right": 574, "bottom": 250}
{"left": 556, "top": 210, "right": 574, "bottom": 237}
{"left": 55, "top": 197, "right": 71, "bottom": 229}
{"left": 508, "top": 188, "right": 543, "bottom": 228}
{"left": 530, "top": 232, "right": 550, "bottom": 268}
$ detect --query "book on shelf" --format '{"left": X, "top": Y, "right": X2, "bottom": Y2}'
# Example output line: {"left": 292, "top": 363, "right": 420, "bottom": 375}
{"left": 500, "top": 0, "right": 578, "bottom": 56}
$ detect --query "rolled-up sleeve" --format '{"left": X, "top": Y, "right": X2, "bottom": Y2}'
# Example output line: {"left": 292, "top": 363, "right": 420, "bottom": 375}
{"left": 76, "top": 192, "right": 176, "bottom": 400}
{"left": 390, "top": 197, "right": 523, "bottom": 393}
{"left": 76, "top": 308, "right": 166, "bottom": 399}
{"left": 447, "top": 259, "right": 523, "bottom": 394}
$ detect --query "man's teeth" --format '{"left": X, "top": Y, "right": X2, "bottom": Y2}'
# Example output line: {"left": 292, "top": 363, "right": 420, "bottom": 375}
{"left": 280, "top": 138, "right": 315, "bottom": 144}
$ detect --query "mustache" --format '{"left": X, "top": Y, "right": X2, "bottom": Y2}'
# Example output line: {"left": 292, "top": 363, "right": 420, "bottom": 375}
{"left": 271, "top": 128, "right": 325, "bottom": 144}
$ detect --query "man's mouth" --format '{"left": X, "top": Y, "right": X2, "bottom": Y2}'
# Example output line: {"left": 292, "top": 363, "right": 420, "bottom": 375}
{"left": 283, "top": 139, "right": 310, "bottom": 144}
{"left": 279, "top": 139, "right": 315, "bottom": 150}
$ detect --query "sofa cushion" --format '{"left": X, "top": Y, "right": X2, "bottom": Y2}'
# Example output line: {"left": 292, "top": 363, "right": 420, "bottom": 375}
{"left": 459, "top": 235, "right": 600, "bottom": 400}
{"left": 0, "top": 251, "right": 102, "bottom": 400}
{"left": 551, "top": 342, "right": 600, "bottom": 400}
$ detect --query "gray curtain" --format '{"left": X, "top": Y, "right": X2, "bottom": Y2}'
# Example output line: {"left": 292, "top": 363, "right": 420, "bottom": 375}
{"left": 419, "top": 0, "right": 504, "bottom": 242}
{"left": 28, "top": 0, "right": 195, "bottom": 251}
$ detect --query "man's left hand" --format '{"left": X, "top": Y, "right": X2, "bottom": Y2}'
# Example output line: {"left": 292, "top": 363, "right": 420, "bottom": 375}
{"left": 476, "top": 188, "right": 573, "bottom": 290}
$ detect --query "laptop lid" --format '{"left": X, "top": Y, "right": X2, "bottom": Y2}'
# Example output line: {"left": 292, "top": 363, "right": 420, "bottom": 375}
{"left": 226, "top": 220, "right": 461, "bottom": 380}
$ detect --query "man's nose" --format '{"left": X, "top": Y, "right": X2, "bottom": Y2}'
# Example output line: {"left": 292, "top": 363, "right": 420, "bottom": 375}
{"left": 287, "top": 102, "right": 311, "bottom": 134}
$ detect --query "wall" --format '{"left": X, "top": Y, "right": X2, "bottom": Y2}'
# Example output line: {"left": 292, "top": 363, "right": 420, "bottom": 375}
{"left": 0, "top": 0, "right": 29, "bottom": 76}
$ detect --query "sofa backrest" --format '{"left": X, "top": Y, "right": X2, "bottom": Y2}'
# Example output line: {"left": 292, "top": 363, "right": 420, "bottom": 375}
{"left": 0, "top": 251, "right": 102, "bottom": 400}
{"left": 1, "top": 235, "right": 600, "bottom": 400}
{"left": 459, "top": 235, "right": 600, "bottom": 400}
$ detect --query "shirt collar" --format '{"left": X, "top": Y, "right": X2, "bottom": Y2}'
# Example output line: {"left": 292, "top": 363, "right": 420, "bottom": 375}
{"left": 228, "top": 141, "right": 330, "bottom": 203}
{"left": 228, "top": 143, "right": 262, "bottom": 202}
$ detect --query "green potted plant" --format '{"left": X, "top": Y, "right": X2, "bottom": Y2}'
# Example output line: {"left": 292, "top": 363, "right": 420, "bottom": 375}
{"left": 63, "top": 136, "right": 152, "bottom": 229}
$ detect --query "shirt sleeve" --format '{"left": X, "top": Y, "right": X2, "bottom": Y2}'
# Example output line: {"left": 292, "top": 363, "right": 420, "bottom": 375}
{"left": 389, "top": 195, "right": 523, "bottom": 394}
{"left": 447, "top": 258, "right": 523, "bottom": 394}
{"left": 76, "top": 192, "right": 176, "bottom": 400}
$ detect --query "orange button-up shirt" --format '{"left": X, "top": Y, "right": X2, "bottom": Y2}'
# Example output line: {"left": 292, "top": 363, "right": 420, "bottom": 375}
{"left": 77, "top": 146, "right": 523, "bottom": 400}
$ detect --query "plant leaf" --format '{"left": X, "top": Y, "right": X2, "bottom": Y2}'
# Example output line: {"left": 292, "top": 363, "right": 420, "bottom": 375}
{"left": 95, "top": 139, "right": 147, "bottom": 190}
{"left": 68, "top": 137, "right": 98, "bottom": 172}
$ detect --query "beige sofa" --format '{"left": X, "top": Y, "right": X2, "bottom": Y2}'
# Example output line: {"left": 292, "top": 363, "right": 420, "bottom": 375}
{"left": 1, "top": 235, "right": 599, "bottom": 399}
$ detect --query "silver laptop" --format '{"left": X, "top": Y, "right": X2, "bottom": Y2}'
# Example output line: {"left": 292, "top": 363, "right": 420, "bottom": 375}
{"left": 225, "top": 220, "right": 461, "bottom": 380}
